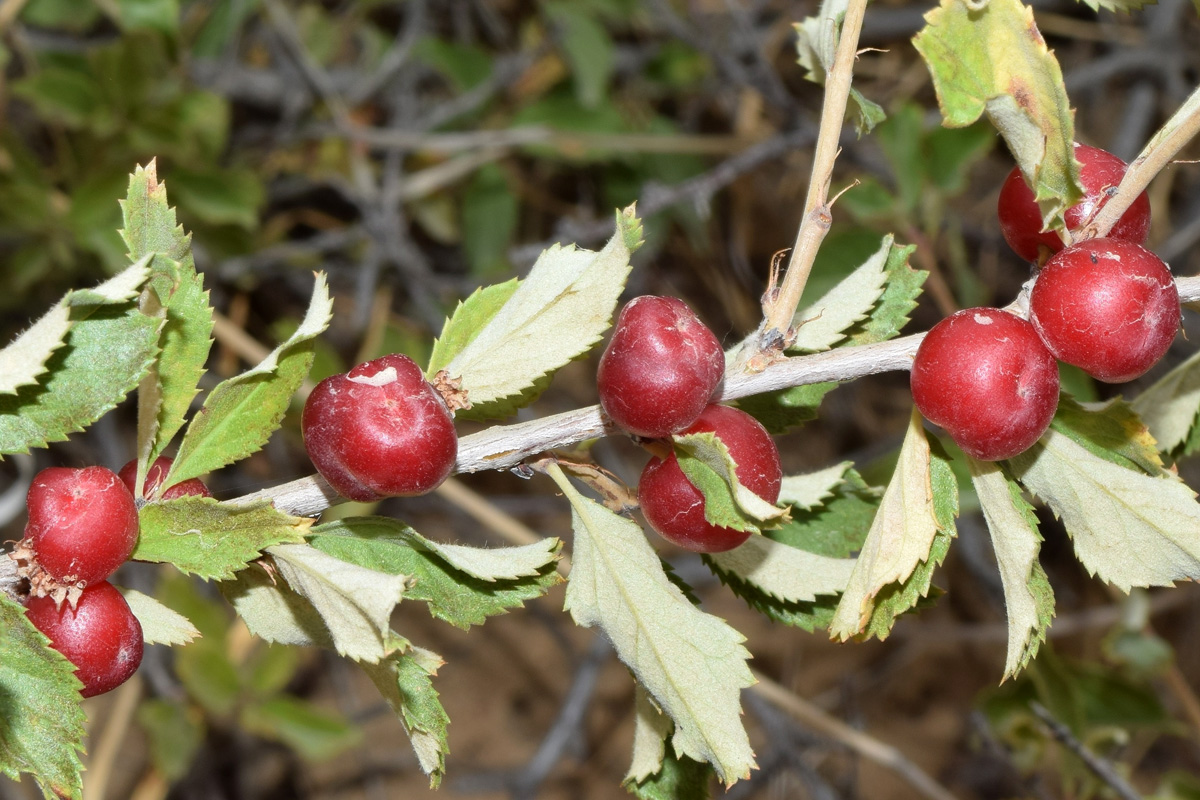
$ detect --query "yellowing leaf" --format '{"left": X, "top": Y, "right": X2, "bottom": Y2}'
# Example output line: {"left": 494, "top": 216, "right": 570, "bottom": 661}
{"left": 1009, "top": 429, "right": 1200, "bottom": 592}
{"left": 914, "top": 0, "right": 1081, "bottom": 234}
{"left": 549, "top": 465, "right": 756, "bottom": 785}
{"left": 967, "top": 458, "right": 1054, "bottom": 680}
{"left": 444, "top": 206, "right": 641, "bottom": 417}
{"left": 830, "top": 408, "right": 951, "bottom": 640}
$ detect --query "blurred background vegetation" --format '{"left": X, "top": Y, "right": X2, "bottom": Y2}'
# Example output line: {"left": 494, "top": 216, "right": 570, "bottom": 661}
{"left": 2, "top": 0, "right": 1200, "bottom": 798}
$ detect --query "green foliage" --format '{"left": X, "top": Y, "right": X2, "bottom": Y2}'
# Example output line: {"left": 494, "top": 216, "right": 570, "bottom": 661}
{"left": 624, "top": 749, "right": 714, "bottom": 800}
{"left": 426, "top": 278, "right": 520, "bottom": 377}
{"left": 361, "top": 645, "right": 451, "bottom": 787}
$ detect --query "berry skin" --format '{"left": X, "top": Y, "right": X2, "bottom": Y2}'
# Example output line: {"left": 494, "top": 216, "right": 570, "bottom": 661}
{"left": 25, "top": 581, "right": 144, "bottom": 698}
{"left": 24, "top": 466, "right": 139, "bottom": 585}
{"left": 638, "top": 404, "right": 782, "bottom": 553}
{"left": 302, "top": 353, "right": 458, "bottom": 502}
{"left": 1030, "top": 238, "right": 1179, "bottom": 383}
{"left": 998, "top": 143, "right": 1151, "bottom": 262}
{"left": 911, "top": 308, "right": 1060, "bottom": 461}
{"left": 118, "top": 456, "right": 213, "bottom": 501}
{"left": 598, "top": 296, "right": 725, "bottom": 438}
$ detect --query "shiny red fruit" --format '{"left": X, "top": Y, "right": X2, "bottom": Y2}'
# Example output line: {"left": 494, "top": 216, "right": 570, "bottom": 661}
{"left": 118, "top": 456, "right": 213, "bottom": 501}
{"left": 638, "top": 404, "right": 781, "bottom": 553}
{"left": 598, "top": 296, "right": 725, "bottom": 438}
{"left": 25, "top": 581, "right": 143, "bottom": 698}
{"left": 911, "top": 308, "right": 1059, "bottom": 461}
{"left": 302, "top": 353, "right": 458, "bottom": 502}
{"left": 998, "top": 143, "right": 1151, "bottom": 262}
{"left": 1030, "top": 238, "right": 1179, "bottom": 383}
{"left": 25, "top": 466, "right": 139, "bottom": 585}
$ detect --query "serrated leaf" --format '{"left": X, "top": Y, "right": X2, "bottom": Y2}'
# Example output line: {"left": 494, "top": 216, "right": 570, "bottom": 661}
{"left": 673, "top": 431, "right": 789, "bottom": 534}
{"left": 307, "top": 516, "right": 563, "bottom": 629}
{"left": 221, "top": 566, "right": 327, "bottom": 649}
{"left": 627, "top": 683, "right": 672, "bottom": 783}
{"left": 0, "top": 303, "right": 70, "bottom": 396}
{"left": 266, "top": 543, "right": 410, "bottom": 663}
{"left": 360, "top": 645, "right": 450, "bottom": 787}
{"left": 708, "top": 535, "right": 856, "bottom": 604}
{"left": 830, "top": 409, "right": 958, "bottom": 640}
{"left": 1009, "top": 428, "right": 1200, "bottom": 592}
{"left": 967, "top": 458, "right": 1054, "bottom": 680}
{"left": 914, "top": 0, "right": 1081, "bottom": 235}
{"left": 0, "top": 593, "right": 87, "bottom": 800}
{"left": 68, "top": 255, "right": 155, "bottom": 306}
{"left": 777, "top": 461, "right": 852, "bottom": 510}
{"left": 793, "top": 0, "right": 885, "bottom": 134}
{"left": 1051, "top": 396, "right": 1163, "bottom": 475}
{"left": 0, "top": 303, "right": 160, "bottom": 456}
{"left": 624, "top": 746, "right": 713, "bottom": 800}
{"left": 167, "top": 273, "right": 331, "bottom": 485}
{"left": 444, "top": 205, "right": 642, "bottom": 419}
{"left": 134, "top": 497, "right": 311, "bottom": 580}
{"left": 1132, "top": 348, "right": 1200, "bottom": 454}
{"left": 790, "top": 236, "right": 893, "bottom": 353}
{"left": 120, "top": 588, "right": 200, "bottom": 645}
{"left": 548, "top": 465, "right": 756, "bottom": 785}
{"left": 426, "top": 279, "right": 520, "bottom": 377}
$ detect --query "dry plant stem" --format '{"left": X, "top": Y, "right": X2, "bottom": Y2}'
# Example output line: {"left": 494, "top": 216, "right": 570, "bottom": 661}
{"left": 758, "top": 0, "right": 868, "bottom": 351}
{"left": 238, "top": 275, "right": 1200, "bottom": 517}
{"left": 750, "top": 670, "right": 959, "bottom": 800}
{"left": 82, "top": 676, "right": 144, "bottom": 800}
{"left": 1029, "top": 702, "right": 1144, "bottom": 800}
{"left": 1082, "top": 82, "right": 1200, "bottom": 241}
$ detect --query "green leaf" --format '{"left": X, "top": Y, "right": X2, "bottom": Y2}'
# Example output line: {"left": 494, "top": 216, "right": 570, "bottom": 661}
{"left": 168, "top": 167, "right": 265, "bottom": 229}
{"left": 1132, "top": 348, "right": 1200, "bottom": 455}
{"left": 548, "top": 465, "right": 756, "bottom": 786}
{"left": 167, "top": 273, "right": 331, "bottom": 485}
{"left": 443, "top": 205, "right": 642, "bottom": 420}
{"left": 789, "top": 236, "right": 894, "bottom": 353}
{"left": 545, "top": 2, "right": 616, "bottom": 109}
{"left": 134, "top": 497, "right": 311, "bottom": 580}
{"left": 1050, "top": 396, "right": 1163, "bottom": 475}
{"left": 118, "top": 0, "right": 179, "bottom": 34}
{"left": 831, "top": 409, "right": 958, "bottom": 640}
{"left": 360, "top": 645, "right": 450, "bottom": 787}
{"left": 121, "top": 588, "right": 200, "bottom": 646}
{"left": 11, "top": 66, "right": 102, "bottom": 128}
{"left": 308, "top": 517, "right": 563, "bottom": 629}
{"left": 1076, "top": 0, "right": 1157, "bottom": 11}
{"left": 967, "top": 458, "right": 1054, "bottom": 680}
{"left": 625, "top": 736, "right": 713, "bottom": 800}
{"left": 240, "top": 696, "right": 361, "bottom": 762}
{"left": 461, "top": 165, "right": 519, "bottom": 278}
{"left": 914, "top": 0, "right": 1081, "bottom": 235}
{"left": 1009, "top": 427, "right": 1200, "bottom": 592}
{"left": 673, "top": 431, "right": 789, "bottom": 534}
{"left": 0, "top": 593, "right": 87, "bottom": 800}
{"left": 120, "top": 162, "right": 215, "bottom": 464}
{"left": 224, "top": 543, "right": 409, "bottom": 663}
{"left": 138, "top": 699, "right": 204, "bottom": 781}
{"left": 426, "top": 279, "right": 519, "bottom": 376}
{"left": 794, "top": 0, "right": 885, "bottom": 134}
{"left": 0, "top": 302, "right": 160, "bottom": 456}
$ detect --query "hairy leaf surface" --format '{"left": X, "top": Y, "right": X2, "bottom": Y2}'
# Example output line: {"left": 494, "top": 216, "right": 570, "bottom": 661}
{"left": 360, "top": 645, "right": 450, "bottom": 787}
{"left": 121, "top": 588, "right": 201, "bottom": 646}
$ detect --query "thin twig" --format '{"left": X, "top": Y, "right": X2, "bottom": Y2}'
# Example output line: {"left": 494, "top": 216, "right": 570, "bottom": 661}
{"left": 750, "top": 671, "right": 959, "bottom": 800}
{"left": 756, "top": 0, "right": 869, "bottom": 359}
{"left": 1029, "top": 702, "right": 1144, "bottom": 800}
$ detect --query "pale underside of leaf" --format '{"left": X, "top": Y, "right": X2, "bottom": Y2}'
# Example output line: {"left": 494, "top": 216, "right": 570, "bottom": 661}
{"left": 777, "top": 461, "right": 853, "bottom": 510}
{"left": 243, "top": 273, "right": 332, "bottom": 379}
{"left": 967, "top": 458, "right": 1054, "bottom": 680}
{"left": 120, "top": 588, "right": 201, "bottom": 646}
{"left": 793, "top": 0, "right": 884, "bottom": 133}
{"left": 627, "top": 683, "right": 672, "bottom": 784}
{"left": 419, "top": 536, "right": 560, "bottom": 581}
{"left": 791, "top": 235, "right": 893, "bottom": 352}
{"left": 267, "top": 543, "right": 411, "bottom": 663}
{"left": 549, "top": 465, "right": 757, "bottom": 785}
{"left": 709, "top": 535, "right": 857, "bottom": 604}
{"left": 1131, "top": 348, "right": 1200, "bottom": 453}
{"left": 0, "top": 303, "right": 71, "bottom": 397}
{"left": 674, "top": 432, "right": 790, "bottom": 530}
{"left": 1010, "top": 429, "right": 1200, "bottom": 591}
{"left": 443, "top": 205, "right": 641, "bottom": 411}
{"left": 67, "top": 254, "right": 155, "bottom": 306}
{"left": 830, "top": 408, "right": 940, "bottom": 640}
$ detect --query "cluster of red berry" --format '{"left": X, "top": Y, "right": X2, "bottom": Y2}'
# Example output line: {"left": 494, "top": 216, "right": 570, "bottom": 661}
{"left": 911, "top": 144, "right": 1180, "bottom": 461}
{"left": 598, "top": 296, "right": 782, "bottom": 554}
{"left": 15, "top": 458, "right": 209, "bottom": 697}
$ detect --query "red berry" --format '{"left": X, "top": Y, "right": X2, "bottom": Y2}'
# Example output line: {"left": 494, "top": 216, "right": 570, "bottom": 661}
{"left": 638, "top": 404, "right": 782, "bottom": 553}
{"left": 302, "top": 353, "right": 458, "bottom": 502}
{"left": 1030, "top": 238, "right": 1179, "bottom": 383}
{"left": 598, "top": 296, "right": 725, "bottom": 438}
{"left": 118, "top": 456, "right": 213, "bottom": 501}
{"left": 25, "top": 466, "right": 139, "bottom": 585}
{"left": 25, "top": 581, "right": 143, "bottom": 698}
{"left": 911, "top": 308, "right": 1059, "bottom": 461}
{"left": 998, "top": 143, "right": 1151, "bottom": 262}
